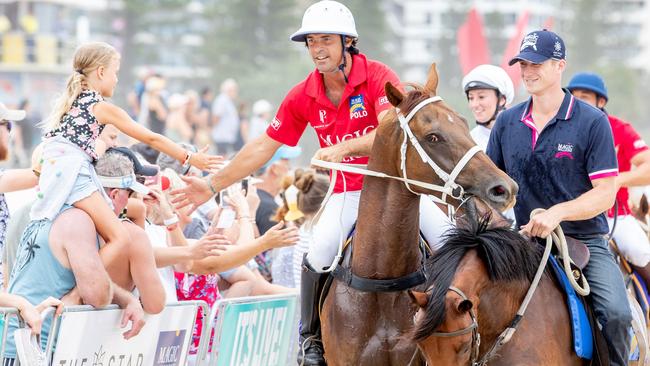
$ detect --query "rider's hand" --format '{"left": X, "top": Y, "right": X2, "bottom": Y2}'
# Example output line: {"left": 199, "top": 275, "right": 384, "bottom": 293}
{"left": 520, "top": 207, "right": 563, "bottom": 239}
{"left": 171, "top": 175, "right": 216, "bottom": 213}
{"left": 188, "top": 145, "right": 225, "bottom": 172}
{"left": 313, "top": 144, "right": 349, "bottom": 164}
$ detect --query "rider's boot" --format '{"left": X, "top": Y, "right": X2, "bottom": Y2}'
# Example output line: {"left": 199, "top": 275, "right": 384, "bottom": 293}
{"left": 297, "top": 257, "right": 328, "bottom": 366}
{"left": 633, "top": 262, "right": 650, "bottom": 289}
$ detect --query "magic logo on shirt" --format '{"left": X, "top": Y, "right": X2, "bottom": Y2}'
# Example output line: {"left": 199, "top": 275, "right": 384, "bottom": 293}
{"left": 349, "top": 94, "right": 368, "bottom": 119}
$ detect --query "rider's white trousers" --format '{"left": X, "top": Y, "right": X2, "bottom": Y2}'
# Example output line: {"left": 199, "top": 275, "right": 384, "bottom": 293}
{"left": 607, "top": 215, "right": 650, "bottom": 267}
{"left": 305, "top": 191, "right": 453, "bottom": 272}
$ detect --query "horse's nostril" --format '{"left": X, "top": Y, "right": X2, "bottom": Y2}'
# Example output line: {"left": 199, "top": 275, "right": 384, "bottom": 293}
{"left": 489, "top": 185, "right": 507, "bottom": 197}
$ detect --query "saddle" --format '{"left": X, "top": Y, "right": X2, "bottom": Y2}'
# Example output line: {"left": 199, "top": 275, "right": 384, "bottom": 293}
{"left": 549, "top": 236, "right": 610, "bottom": 365}
{"left": 565, "top": 236, "right": 590, "bottom": 270}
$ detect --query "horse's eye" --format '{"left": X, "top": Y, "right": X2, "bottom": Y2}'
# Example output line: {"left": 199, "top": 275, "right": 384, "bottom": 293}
{"left": 427, "top": 133, "right": 439, "bottom": 143}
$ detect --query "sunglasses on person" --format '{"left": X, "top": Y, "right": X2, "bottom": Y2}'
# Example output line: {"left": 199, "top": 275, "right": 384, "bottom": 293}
{"left": 0, "top": 120, "right": 12, "bottom": 133}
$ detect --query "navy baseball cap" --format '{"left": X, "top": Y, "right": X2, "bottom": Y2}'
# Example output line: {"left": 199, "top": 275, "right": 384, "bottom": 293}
{"left": 106, "top": 147, "right": 159, "bottom": 176}
{"left": 509, "top": 30, "right": 566, "bottom": 66}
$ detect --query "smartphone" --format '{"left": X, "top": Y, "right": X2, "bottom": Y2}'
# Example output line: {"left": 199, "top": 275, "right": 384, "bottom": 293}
{"left": 241, "top": 178, "right": 249, "bottom": 196}
{"left": 218, "top": 190, "right": 231, "bottom": 208}
{"left": 212, "top": 207, "right": 236, "bottom": 233}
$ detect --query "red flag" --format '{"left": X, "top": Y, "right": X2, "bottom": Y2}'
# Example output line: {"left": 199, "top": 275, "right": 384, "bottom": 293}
{"left": 543, "top": 16, "right": 554, "bottom": 31}
{"left": 500, "top": 11, "right": 530, "bottom": 90}
{"left": 457, "top": 8, "right": 489, "bottom": 75}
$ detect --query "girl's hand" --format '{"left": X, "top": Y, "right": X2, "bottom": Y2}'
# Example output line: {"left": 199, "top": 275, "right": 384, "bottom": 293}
{"left": 226, "top": 185, "right": 249, "bottom": 217}
{"left": 260, "top": 222, "right": 300, "bottom": 250}
{"left": 246, "top": 185, "right": 261, "bottom": 216}
{"left": 189, "top": 146, "right": 224, "bottom": 172}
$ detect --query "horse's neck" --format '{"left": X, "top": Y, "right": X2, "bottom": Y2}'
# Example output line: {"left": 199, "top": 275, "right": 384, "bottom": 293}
{"left": 478, "top": 282, "right": 530, "bottom": 332}
{"left": 352, "top": 165, "right": 423, "bottom": 278}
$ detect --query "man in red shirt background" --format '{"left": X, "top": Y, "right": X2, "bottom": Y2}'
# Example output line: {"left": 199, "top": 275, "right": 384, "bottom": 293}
{"left": 568, "top": 72, "right": 650, "bottom": 286}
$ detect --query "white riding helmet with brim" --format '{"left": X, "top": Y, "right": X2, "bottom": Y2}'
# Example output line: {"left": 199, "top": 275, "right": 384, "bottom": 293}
{"left": 290, "top": 0, "right": 358, "bottom": 42}
{"left": 462, "top": 64, "right": 515, "bottom": 106}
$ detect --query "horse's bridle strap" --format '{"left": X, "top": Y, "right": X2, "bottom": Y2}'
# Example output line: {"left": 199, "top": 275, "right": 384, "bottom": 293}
{"left": 310, "top": 159, "right": 452, "bottom": 203}
{"left": 428, "top": 286, "right": 479, "bottom": 338}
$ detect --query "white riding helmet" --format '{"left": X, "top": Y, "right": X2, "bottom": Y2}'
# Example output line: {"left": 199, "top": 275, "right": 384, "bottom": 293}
{"left": 462, "top": 64, "right": 515, "bottom": 106}
{"left": 290, "top": 0, "right": 358, "bottom": 42}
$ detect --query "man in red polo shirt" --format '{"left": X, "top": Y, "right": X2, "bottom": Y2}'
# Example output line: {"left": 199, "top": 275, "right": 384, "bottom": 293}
{"left": 171, "top": 1, "right": 451, "bottom": 364}
{"left": 568, "top": 72, "right": 650, "bottom": 285}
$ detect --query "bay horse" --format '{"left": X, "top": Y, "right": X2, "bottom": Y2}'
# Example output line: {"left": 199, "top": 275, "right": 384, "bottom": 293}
{"left": 410, "top": 213, "right": 595, "bottom": 366}
{"left": 319, "top": 64, "right": 518, "bottom": 366}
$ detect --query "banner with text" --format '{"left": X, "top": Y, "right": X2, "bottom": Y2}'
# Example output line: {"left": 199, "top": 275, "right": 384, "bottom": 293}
{"left": 209, "top": 294, "right": 299, "bottom": 366}
{"left": 52, "top": 303, "right": 198, "bottom": 366}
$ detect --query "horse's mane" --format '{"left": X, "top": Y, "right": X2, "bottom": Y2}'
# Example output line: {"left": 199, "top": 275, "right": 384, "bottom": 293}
{"left": 413, "top": 214, "right": 542, "bottom": 341}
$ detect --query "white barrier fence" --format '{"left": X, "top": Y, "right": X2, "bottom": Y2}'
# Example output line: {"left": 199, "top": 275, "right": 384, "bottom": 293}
{"left": 0, "top": 294, "right": 300, "bottom": 366}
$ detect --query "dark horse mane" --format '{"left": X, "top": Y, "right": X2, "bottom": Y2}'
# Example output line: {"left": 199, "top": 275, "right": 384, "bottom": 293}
{"left": 413, "top": 213, "right": 543, "bottom": 341}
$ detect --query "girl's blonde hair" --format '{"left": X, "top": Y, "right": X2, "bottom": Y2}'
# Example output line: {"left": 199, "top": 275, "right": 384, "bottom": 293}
{"left": 43, "top": 42, "right": 119, "bottom": 132}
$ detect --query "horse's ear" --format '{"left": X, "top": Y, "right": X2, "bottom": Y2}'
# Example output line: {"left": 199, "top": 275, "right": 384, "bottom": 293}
{"left": 385, "top": 81, "right": 404, "bottom": 107}
{"left": 408, "top": 290, "right": 429, "bottom": 308}
{"left": 424, "top": 63, "right": 439, "bottom": 95}
{"left": 456, "top": 299, "right": 473, "bottom": 313}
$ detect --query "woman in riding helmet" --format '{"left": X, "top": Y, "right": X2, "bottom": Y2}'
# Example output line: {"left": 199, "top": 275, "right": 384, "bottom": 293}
{"left": 462, "top": 64, "right": 515, "bottom": 150}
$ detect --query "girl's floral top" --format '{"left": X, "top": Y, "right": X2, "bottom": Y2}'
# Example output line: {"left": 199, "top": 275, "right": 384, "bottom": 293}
{"left": 45, "top": 90, "right": 105, "bottom": 161}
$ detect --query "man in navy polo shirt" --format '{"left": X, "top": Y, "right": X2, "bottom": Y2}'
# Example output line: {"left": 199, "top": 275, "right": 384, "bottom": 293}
{"left": 487, "top": 30, "right": 631, "bottom": 365}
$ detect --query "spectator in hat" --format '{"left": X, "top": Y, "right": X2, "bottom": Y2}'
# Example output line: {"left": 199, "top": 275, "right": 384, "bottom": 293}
{"left": 3, "top": 126, "right": 121, "bottom": 286}
{"left": 3, "top": 150, "right": 157, "bottom": 365}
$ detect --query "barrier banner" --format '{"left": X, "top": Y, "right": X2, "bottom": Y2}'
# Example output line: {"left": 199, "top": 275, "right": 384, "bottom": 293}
{"left": 209, "top": 294, "right": 299, "bottom": 366}
{"left": 51, "top": 303, "right": 198, "bottom": 366}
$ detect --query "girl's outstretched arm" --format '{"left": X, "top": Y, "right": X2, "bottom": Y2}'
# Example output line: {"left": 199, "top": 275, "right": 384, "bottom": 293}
{"left": 94, "top": 102, "right": 223, "bottom": 171}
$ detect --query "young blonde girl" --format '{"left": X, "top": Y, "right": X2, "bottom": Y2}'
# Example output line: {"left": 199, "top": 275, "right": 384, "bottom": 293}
{"left": 32, "top": 42, "right": 221, "bottom": 252}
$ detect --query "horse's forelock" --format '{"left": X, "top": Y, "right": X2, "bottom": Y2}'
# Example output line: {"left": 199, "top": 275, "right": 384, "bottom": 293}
{"left": 397, "top": 83, "right": 431, "bottom": 116}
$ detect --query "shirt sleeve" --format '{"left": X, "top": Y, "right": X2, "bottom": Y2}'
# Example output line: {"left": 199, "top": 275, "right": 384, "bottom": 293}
{"left": 265, "top": 88, "right": 308, "bottom": 147}
{"left": 486, "top": 115, "right": 506, "bottom": 171}
{"left": 619, "top": 123, "right": 649, "bottom": 162}
{"left": 586, "top": 114, "right": 619, "bottom": 180}
{"left": 371, "top": 65, "right": 401, "bottom": 116}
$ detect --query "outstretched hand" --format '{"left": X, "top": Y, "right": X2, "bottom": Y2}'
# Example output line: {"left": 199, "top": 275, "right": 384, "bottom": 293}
{"left": 189, "top": 146, "right": 224, "bottom": 171}
{"left": 261, "top": 222, "right": 300, "bottom": 249}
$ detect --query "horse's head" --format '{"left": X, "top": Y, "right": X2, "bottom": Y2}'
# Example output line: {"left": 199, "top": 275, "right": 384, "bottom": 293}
{"left": 409, "top": 215, "right": 542, "bottom": 365}
{"left": 382, "top": 63, "right": 517, "bottom": 212}
{"left": 409, "top": 287, "right": 478, "bottom": 366}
